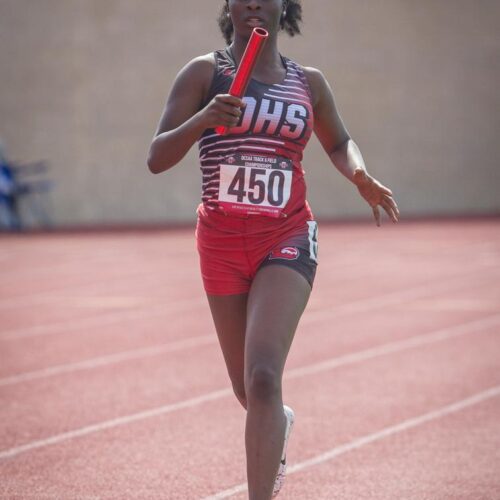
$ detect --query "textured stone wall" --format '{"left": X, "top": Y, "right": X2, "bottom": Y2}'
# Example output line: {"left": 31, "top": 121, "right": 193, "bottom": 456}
{"left": 1, "top": 0, "right": 498, "bottom": 226}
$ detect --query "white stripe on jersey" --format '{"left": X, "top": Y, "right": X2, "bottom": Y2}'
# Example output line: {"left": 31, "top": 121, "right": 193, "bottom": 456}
{"left": 273, "top": 83, "right": 309, "bottom": 93}
{"left": 286, "top": 76, "right": 304, "bottom": 84}
{"left": 202, "top": 171, "right": 220, "bottom": 178}
{"left": 199, "top": 132, "right": 219, "bottom": 144}
{"left": 200, "top": 155, "right": 226, "bottom": 161}
{"left": 199, "top": 136, "right": 284, "bottom": 155}
{"left": 203, "top": 145, "right": 276, "bottom": 157}
{"left": 202, "top": 180, "right": 219, "bottom": 189}
{"left": 265, "top": 88, "right": 310, "bottom": 99}
{"left": 263, "top": 94, "right": 311, "bottom": 108}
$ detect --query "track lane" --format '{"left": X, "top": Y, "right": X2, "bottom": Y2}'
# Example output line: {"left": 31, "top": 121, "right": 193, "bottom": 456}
{"left": 279, "top": 395, "right": 500, "bottom": 500}
{"left": 1, "top": 264, "right": 497, "bottom": 377}
{"left": 1, "top": 317, "right": 499, "bottom": 498}
{"left": 222, "top": 391, "right": 500, "bottom": 500}
{"left": 1, "top": 220, "right": 499, "bottom": 498}
{"left": 203, "top": 330, "right": 500, "bottom": 499}
{"left": 1, "top": 284, "right": 498, "bottom": 449}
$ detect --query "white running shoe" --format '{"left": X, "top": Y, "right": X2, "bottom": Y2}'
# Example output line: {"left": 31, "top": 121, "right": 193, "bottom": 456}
{"left": 272, "top": 405, "right": 295, "bottom": 498}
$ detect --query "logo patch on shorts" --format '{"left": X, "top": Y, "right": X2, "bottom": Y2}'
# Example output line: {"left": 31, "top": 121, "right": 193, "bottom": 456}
{"left": 269, "top": 246, "right": 300, "bottom": 261}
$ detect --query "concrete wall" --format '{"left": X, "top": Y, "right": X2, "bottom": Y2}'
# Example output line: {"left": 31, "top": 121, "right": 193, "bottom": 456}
{"left": 0, "top": 0, "right": 499, "bottom": 226}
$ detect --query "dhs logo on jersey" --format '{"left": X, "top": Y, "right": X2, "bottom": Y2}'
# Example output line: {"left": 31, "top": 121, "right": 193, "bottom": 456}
{"left": 230, "top": 97, "right": 310, "bottom": 140}
{"left": 269, "top": 246, "right": 300, "bottom": 261}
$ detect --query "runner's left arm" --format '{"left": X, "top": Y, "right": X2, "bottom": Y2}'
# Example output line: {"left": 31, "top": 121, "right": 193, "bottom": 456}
{"left": 303, "top": 67, "right": 399, "bottom": 226}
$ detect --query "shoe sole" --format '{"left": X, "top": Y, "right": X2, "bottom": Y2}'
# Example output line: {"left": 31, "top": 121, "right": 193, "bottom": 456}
{"left": 282, "top": 405, "right": 295, "bottom": 461}
{"left": 273, "top": 405, "right": 295, "bottom": 498}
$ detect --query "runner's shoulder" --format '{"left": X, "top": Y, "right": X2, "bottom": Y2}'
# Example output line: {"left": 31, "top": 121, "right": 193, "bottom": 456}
{"left": 301, "top": 66, "right": 330, "bottom": 108}
{"left": 178, "top": 53, "right": 216, "bottom": 82}
{"left": 172, "top": 53, "right": 216, "bottom": 99}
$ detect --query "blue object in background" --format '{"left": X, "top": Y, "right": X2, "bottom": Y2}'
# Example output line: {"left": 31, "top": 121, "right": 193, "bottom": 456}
{"left": 0, "top": 159, "right": 22, "bottom": 230}
{"left": 0, "top": 142, "right": 53, "bottom": 231}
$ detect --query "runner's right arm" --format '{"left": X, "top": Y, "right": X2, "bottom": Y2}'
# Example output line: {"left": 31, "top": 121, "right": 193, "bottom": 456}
{"left": 148, "top": 55, "right": 245, "bottom": 174}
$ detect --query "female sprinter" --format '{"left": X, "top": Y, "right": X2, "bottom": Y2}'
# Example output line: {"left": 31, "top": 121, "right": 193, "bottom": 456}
{"left": 148, "top": 1, "right": 399, "bottom": 498}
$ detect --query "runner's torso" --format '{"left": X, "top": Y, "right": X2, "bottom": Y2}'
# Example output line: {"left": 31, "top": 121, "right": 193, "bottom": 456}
{"left": 197, "top": 48, "right": 314, "bottom": 220}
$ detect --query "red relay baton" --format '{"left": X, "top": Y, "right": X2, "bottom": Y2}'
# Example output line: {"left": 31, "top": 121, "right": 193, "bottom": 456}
{"left": 216, "top": 27, "right": 269, "bottom": 136}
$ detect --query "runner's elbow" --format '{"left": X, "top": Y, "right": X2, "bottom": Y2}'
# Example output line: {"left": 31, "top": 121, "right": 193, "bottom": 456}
{"left": 147, "top": 158, "right": 161, "bottom": 174}
{"left": 147, "top": 148, "right": 172, "bottom": 174}
{"left": 147, "top": 155, "right": 161, "bottom": 174}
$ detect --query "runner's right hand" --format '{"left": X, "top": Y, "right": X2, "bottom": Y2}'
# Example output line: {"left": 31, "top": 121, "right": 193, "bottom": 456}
{"left": 200, "top": 95, "right": 246, "bottom": 130}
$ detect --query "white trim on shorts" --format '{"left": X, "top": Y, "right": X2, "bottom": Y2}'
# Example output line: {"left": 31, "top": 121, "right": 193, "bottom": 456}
{"left": 307, "top": 221, "right": 319, "bottom": 264}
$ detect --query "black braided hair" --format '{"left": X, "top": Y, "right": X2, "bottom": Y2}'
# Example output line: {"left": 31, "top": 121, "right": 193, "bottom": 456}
{"left": 217, "top": 0, "right": 303, "bottom": 45}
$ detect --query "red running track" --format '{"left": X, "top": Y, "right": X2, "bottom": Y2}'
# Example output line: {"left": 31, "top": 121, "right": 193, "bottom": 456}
{"left": 0, "top": 219, "right": 499, "bottom": 499}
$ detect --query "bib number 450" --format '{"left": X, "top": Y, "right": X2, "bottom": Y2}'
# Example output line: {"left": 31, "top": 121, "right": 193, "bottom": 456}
{"left": 218, "top": 157, "right": 293, "bottom": 217}
{"left": 227, "top": 167, "right": 287, "bottom": 207}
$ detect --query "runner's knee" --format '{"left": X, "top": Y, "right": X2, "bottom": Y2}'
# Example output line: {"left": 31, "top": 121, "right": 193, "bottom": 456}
{"left": 245, "top": 365, "right": 281, "bottom": 404}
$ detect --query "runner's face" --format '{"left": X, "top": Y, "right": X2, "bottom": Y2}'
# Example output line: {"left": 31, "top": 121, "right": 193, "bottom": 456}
{"left": 227, "top": 0, "right": 285, "bottom": 36}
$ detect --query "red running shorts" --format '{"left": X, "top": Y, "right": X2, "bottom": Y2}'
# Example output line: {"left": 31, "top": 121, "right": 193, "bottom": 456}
{"left": 196, "top": 205, "right": 318, "bottom": 296}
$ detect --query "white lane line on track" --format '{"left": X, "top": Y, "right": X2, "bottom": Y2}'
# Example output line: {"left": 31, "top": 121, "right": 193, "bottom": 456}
{"left": 287, "top": 313, "right": 500, "bottom": 380}
{"left": 0, "top": 273, "right": 454, "bottom": 339}
{"left": 0, "top": 297, "right": 207, "bottom": 341}
{"left": 3, "top": 268, "right": 493, "bottom": 342}
{"left": 2, "top": 266, "right": 497, "bottom": 342}
{"left": 0, "top": 388, "right": 232, "bottom": 461}
{"left": 1, "top": 314, "right": 498, "bottom": 460}
{"left": 0, "top": 273, "right": 497, "bottom": 385}
{"left": 0, "top": 335, "right": 215, "bottom": 387}
{"left": 0, "top": 266, "right": 198, "bottom": 311}
{"left": 301, "top": 273, "right": 499, "bottom": 325}
{"left": 202, "top": 385, "right": 500, "bottom": 499}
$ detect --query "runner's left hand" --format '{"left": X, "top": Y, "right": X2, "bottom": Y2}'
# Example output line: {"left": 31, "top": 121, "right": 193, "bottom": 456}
{"left": 353, "top": 169, "right": 400, "bottom": 226}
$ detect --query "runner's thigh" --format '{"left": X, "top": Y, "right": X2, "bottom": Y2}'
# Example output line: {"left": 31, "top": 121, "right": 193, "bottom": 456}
{"left": 245, "top": 265, "right": 311, "bottom": 378}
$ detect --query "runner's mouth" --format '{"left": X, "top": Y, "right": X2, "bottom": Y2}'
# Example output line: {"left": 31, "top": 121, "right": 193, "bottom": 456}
{"left": 245, "top": 17, "right": 265, "bottom": 27}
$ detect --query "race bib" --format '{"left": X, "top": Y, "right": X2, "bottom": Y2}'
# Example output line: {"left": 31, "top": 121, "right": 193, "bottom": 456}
{"left": 218, "top": 153, "right": 293, "bottom": 218}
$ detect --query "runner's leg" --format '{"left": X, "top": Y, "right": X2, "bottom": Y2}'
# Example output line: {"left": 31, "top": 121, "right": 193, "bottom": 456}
{"left": 207, "top": 293, "right": 248, "bottom": 408}
{"left": 244, "top": 265, "right": 311, "bottom": 500}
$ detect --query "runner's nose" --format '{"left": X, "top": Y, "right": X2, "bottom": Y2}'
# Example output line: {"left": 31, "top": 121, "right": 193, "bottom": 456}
{"left": 247, "top": 0, "right": 261, "bottom": 11}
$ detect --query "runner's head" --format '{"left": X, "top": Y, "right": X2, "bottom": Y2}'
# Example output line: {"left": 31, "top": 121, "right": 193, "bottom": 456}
{"left": 218, "top": 0, "right": 303, "bottom": 45}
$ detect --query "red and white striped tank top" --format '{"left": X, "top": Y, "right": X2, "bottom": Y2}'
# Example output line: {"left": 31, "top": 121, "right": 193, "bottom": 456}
{"left": 198, "top": 48, "right": 314, "bottom": 219}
